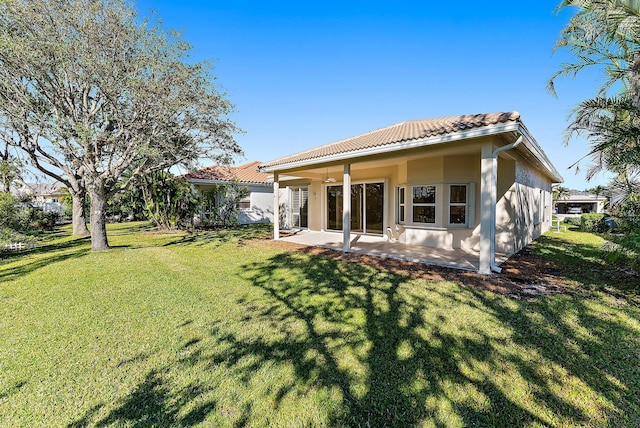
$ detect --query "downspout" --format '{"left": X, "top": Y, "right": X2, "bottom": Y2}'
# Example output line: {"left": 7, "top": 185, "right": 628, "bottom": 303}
{"left": 490, "top": 135, "right": 523, "bottom": 273}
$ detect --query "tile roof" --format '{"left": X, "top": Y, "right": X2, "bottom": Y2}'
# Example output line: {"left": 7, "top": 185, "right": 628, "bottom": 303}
{"left": 185, "top": 161, "right": 269, "bottom": 184}
{"left": 263, "top": 112, "right": 521, "bottom": 169}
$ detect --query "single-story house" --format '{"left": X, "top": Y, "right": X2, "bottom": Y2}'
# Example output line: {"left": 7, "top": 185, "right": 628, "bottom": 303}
{"left": 260, "top": 112, "right": 563, "bottom": 274}
{"left": 185, "top": 161, "right": 275, "bottom": 225}
{"left": 12, "top": 182, "right": 66, "bottom": 214}
{"left": 555, "top": 190, "right": 606, "bottom": 215}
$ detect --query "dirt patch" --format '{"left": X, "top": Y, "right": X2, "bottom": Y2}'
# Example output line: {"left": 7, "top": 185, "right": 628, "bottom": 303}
{"left": 241, "top": 238, "right": 570, "bottom": 299}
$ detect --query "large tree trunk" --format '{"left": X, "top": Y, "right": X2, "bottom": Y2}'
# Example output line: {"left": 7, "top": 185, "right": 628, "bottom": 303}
{"left": 89, "top": 185, "right": 109, "bottom": 251}
{"left": 71, "top": 188, "right": 90, "bottom": 236}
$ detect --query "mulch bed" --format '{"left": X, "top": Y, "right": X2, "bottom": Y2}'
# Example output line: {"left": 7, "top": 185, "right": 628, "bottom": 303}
{"left": 240, "top": 238, "right": 570, "bottom": 299}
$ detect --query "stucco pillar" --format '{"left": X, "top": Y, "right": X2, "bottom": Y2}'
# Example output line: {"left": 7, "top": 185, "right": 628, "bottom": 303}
{"left": 479, "top": 144, "right": 493, "bottom": 274}
{"left": 343, "top": 164, "right": 351, "bottom": 252}
{"left": 273, "top": 173, "right": 280, "bottom": 240}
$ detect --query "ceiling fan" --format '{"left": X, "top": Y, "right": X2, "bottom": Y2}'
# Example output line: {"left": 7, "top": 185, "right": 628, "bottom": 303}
{"left": 323, "top": 168, "right": 336, "bottom": 183}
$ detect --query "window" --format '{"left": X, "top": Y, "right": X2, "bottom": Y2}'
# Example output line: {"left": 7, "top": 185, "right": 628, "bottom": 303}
{"left": 396, "top": 187, "right": 406, "bottom": 224}
{"left": 290, "top": 187, "right": 308, "bottom": 228}
{"left": 395, "top": 183, "right": 474, "bottom": 228}
{"left": 448, "top": 184, "right": 467, "bottom": 226}
{"left": 237, "top": 196, "right": 251, "bottom": 210}
{"left": 412, "top": 185, "right": 436, "bottom": 224}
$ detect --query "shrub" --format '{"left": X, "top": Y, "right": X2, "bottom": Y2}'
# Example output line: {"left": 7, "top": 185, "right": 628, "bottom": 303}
{"left": 199, "top": 182, "right": 249, "bottom": 228}
{"left": 0, "top": 227, "right": 31, "bottom": 245}
{"left": 563, "top": 216, "right": 581, "bottom": 227}
{"left": 599, "top": 241, "right": 639, "bottom": 271}
{"left": 580, "top": 213, "right": 607, "bottom": 233}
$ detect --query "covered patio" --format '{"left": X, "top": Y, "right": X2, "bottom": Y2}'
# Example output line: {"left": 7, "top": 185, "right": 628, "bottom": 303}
{"left": 280, "top": 230, "right": 509, "bottom": 271}
{"left": 262, "top": 112, "right": 562, "bottom": 274}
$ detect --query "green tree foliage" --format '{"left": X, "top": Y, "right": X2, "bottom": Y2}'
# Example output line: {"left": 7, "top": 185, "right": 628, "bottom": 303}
{"left": 0, "top": 191, "right": 59, "bottom": 245}
{"left": 564, "top": 96, "right": 640, "bottom": 178}
{"left": 139, "top": 171, "right": 199, "bottom": 231}
{"left": 200, "top": 182, "right": 250, "bottom": 228}
{"left": 588, "top": 184, "right": 607, "bottom": 198}
{"left": 0, "top": 0, "right": 241, "bottom": 250}
{"left": 0, "top": 191, "right": 18, "bottom": 230}
{"left": 0, "top": 159, "right": 19, "bottom": 193}
{"left": 0, "top": 138, "right": 22, "bottom": 192}
{"left": 580, "top": 212, "right": 609, "bottom": 232}
{"left": 106, "top": 185, "right": 144, "bottom": 222}
{"left": 609, "top": 171, "right": 640, "bottom": 227}
{"left": 552, "top": 185, "right": 571, "bottom": 203}
{"left": 551, "top": 1, "right": 640, "bottom": 220}
{"left": 550, "top": 0, "right": 640, "bottom": 101}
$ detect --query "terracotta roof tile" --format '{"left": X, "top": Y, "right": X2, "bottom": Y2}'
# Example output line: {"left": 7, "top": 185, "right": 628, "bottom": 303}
{"left": 185, "top": 161, "right": 269, "bottom": 184}
{"left": 263, "top": 112, "right": 521, "bottom": 168}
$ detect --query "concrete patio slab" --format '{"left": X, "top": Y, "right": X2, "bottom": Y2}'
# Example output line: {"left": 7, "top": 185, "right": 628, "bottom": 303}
{"left": 279, "top": 230, "right": 495, "bottom": 272}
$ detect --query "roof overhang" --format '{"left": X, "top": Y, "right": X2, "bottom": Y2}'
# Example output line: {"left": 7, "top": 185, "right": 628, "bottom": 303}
{"left": 261, "top": 121, "right": 564, "bottom": 183}
{"left": 186, "top": 178, "right": 271, "bottom": 187}
{"left": 515, "top": 122, "right": 563, "bottom": 183}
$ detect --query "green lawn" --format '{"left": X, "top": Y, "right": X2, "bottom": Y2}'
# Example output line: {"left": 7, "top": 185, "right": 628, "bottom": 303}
{"left": 1, "top": 223, "right": 639, "bottom": 427}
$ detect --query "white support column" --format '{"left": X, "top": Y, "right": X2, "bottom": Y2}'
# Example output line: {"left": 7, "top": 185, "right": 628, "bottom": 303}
{"left": 479, "top": 144, "right": 493, "bottom": 274}
{"left": 273, "top": 173, "right": 280, "bottom": 240}
{"left": 342, "top": 164, "right": 351, "bottom": 252}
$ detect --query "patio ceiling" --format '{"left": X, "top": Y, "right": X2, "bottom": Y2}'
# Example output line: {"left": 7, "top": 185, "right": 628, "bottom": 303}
{"left": 276, "top": 141, "right": 486, "bottom": 181}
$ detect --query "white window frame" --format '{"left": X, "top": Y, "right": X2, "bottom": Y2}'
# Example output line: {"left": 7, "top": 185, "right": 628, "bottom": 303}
{"left": 411, "top": 185, "right": 437, "bottom": 225}
{"left": 396, "top": 186, "right": 406, "bottom": 224}
{"left": 446, "top": 184, "right": 470, "bottom": 228}
{"left": 395, "top": 182, "right": 475, "bottom": 229}
{"left": 290, "top": 186, "right": 309, "bottom": 229}
{"left": 237, "top": 195, "right": 251, "bottom": 211}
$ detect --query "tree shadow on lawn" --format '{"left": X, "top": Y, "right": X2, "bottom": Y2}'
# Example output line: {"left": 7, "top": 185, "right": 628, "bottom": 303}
{"left": 161, "top": 225, "right": 271, "bottom": 248}
{"left": 67, "top": 370, "right": 217, "bottom": 428}
{"left": 68, "top": 250, "right": 639, "bottom": 427}
{"left": 0, "top": 236, "right": 91, "bottom": 283}
{"left": 528, "top": 234, "right": 639, "bottom": 299}
{"left": 199, "top": 252, "right": 638, "bottom": 426}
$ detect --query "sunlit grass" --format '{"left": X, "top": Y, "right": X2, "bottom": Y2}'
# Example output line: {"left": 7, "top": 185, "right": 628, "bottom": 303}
{"left": 534, "top": 229, "right": 640, "bottom": 297}
{"left": 0, "top": 223, "right": 638, "bottom": 426}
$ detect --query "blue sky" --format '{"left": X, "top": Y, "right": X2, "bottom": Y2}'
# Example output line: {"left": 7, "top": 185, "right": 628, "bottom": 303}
{"left": 136, "top": 0, "right": 610, "bottom": 190}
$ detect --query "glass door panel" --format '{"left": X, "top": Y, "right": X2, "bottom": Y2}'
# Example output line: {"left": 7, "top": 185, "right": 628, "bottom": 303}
{"left": 299, "top": 188, "right": 308, "bottom": 228}
{"left": 351, "top": 184, "right": 363, "bottom": 233}
{"left": 326, "top": 182, "right": 384, "bottom": 234}
{"left": 326, "top": 185, "right": 343, "bottom": 230}
{"left": 290, "top": 187, "right": 309, "bottom": 228}
{"left": 365, "top": 183, "right": 384, "bottom": 234}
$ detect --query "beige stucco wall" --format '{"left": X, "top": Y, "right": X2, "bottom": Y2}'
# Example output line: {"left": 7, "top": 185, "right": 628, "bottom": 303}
{"left": 276, "top": 135, "right": 554, "bottom": 256}
{"left": 495, "top": 158, "right": 552, "bottom": 256}
{"left": 398, "top": 151, "right": 483, "bottom": 250}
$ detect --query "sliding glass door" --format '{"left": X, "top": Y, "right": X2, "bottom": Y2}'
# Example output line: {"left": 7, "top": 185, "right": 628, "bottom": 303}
{"left": 326, "top": 182, "right": 384, "bottom": 234}
{"left": 290, "top": 187, "right": 308, "bottom": 228}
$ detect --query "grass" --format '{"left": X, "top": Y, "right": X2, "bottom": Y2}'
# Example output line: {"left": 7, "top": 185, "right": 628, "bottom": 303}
{"left": 1, "top": 222, "right": 639, "bottom": 427}
{"left": 534, "top": 228, "right": 640, "bottom": 297}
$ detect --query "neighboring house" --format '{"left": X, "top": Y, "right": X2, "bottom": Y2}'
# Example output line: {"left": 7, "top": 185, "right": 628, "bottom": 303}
{"left": 260, "top": 112, "right": 563, "bottom": 274}
{"left": 12, "top": 182, "right": 66, "bottom": 214}
{"left": 185, "top": 161, "right": 275, "bottom": 225}
{"left": 555, "top": 190, "right": 606, "bottom": 215}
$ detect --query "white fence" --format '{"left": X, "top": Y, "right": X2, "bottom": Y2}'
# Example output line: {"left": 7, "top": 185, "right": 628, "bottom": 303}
{"left": 2, "top": 241, "right": 36, "bottom": 252}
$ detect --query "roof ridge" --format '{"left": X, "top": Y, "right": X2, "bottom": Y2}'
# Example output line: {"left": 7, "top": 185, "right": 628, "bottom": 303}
{"left": 264, "top": 111, "right": 521, "bottom": 168}
{"left": 185, "top": 160, "right": 270, "bottom": 184}
{"left": 274, "top": 121, "right": 410, "bottom": 163}
{"left": 237, "top": 160, "right": 263, "bottom": 169}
